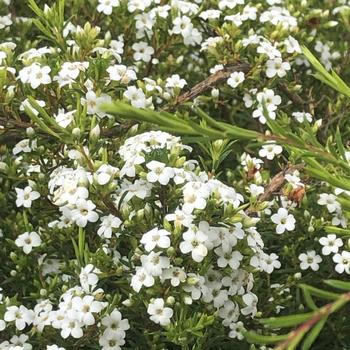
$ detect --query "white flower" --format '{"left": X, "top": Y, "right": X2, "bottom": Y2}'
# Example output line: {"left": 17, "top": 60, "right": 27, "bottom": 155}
{"left": 4, "top": 306, "right": 34, "bottom": 331}
{"left": 162, "top": 267, "right": 187, "bottom": 287}
{"left": 227, "top": 71, "right": 245, "bottom": 88}
{"left": 247, "top": 184, "right": 264, "bottom": 197}
{"left": 284, "top": 36, "right": 301, "bottom": 53}
{"left": 47, "top": 345, "right": 65, "bottom": 350}
{"left": 18, "top": 63, "right": 51, "bottom": 89}
{"left": 54, "top": 109, "right": 76, "bottom": 128}
{"left": 79, "top": 264, "right": 100, "bottom": 291}
{"left": 259, "top": 142, "right": 283, "bottom": 160}
{"left": 127, "top": 0, "right": 151, "bottom": 12}
{"left": 140, "top": 227, "right": 171, "bottom": 252}
{"left": 141, "top": 251, "right": 170, "bottom": 276}
{"left": 292, "top": 111, "right": 313, "bottom": 123}
{"left": 146, "top": 161, "right": 174, "bottom": 185}
{"left": 179, "top": 227, "right": 208, "bottom": 262}
{"left": 271, "top": 208, "right": 296, "bottom": 234}
{"left": 298, "top": 250, "right": 322, "bottom": 271}
{"left": 61, "top": 318, "right": 83, "bottom": 339}
{"left": 107, "top": 64, "right": 137, "bottom": 84}
{"left": 215, "top": 247, "right": 243, "bottom": 269}
{"left": 333, "top": 251, "right": 350, "bottom": 274}
{"left": 98, "top": 215, "right": 122, "bottom": 239}
{"left": 241, "top": 293, "right": 258, "bottom": 316}
{"left": 229, "top": 321, "right": 245, "bottom": 340}
{"left": 132, "top": 42, "right": 154, "bottom": 62}
{"left": 219, "top": 0, "right": 244, "bottom": 10}
{"left": 101, "top": 309, "right": 130, "bottom": 336}
{"left": 182, "top": 182, "right": 208, "bottom": 214}
{"left": 15, "top": 231, "right": 42, "bottom": 254}
{"left": 131, "top": 267, "right": 154, "bottom": 292}
{"left": 99, "top": 330, "right": 126, "bottom": 350}
{"left": 97, "top": 0, "right": 120, "bottom": 15}
{"left": 147, "top": 298, "right": 173, "bottom": 326}
{"left": 10, "top": 334, "right": 32, "bottom": 350}
{"left": 95, "top": 164, "right": 118, "bottom": 185}
{"left": 172, "top": 16, "right": 193, "bottom": 36}
{"left": 15, "top": 186, "right": 40, "bottom": 208}
{"left": 265, "top": 58, "right": 291, "bottom": 78}
{"left": 70, "top": 295, "right": 105, "bottom": 326}
{"left": 123, "top": 86, "right": 150, "bottom": 108}
{"left": 261, "top": 253, "right": 281, "bottom": 274}
{"left": 82, "top": 90, "right": 112, "bottom": 118}
{"left": 257, "top": 41, "right": 281, "bottom": 59}
{"left": 0, "top": 14, "right": 12, "bottom": 29}
{"left": 71, "top": 199, "right": 99, "bottom": 227}
{"left": 319, "top": 234, "right": 343, "bottom": 255}
{"left": 165, "top": 74, "right": 187, "bottom": 89}
{"left": 317, "top": 193, "right": 341, "bottom": 213}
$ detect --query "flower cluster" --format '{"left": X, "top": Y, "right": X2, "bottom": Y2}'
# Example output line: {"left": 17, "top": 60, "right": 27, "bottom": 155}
{"left": 0, "top": 0, "right": 350, "bottom": 348}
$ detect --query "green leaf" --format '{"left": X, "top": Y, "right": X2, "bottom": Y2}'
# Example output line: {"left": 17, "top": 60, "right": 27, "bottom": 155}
{"left": 335, "top": 127, "right": 347, "bottom": 161}
{"left": 301, "top": 317, "right": 328, "bottom": 350}
{"left": 299, "top": 284, "right": 340, "bottom": 300}
{"left": 324, "top": 226, "right": 350, "bottom": 236}
{"left": 324, "top": 279, "right": 350, "bottom": 291}
{"left": 302, "top": 288, "right": 318, "bottom": 311}
{"left": 259, "top": 312, "right": 313, "bottom": 328}
{"left": 302, "top": 46, "right": 350, "bottom": 99}
{"left": 244, "top": 331, "right": 288, "bottom": 344}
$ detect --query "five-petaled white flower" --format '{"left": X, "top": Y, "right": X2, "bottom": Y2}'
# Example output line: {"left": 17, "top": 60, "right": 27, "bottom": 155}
{"left": 146, "top": 161, "right": 175, "bottom": 185}
{"left": 15, "top": 186, "right": 40, "bottom": 208}
{"left": 97, "top": 0, "right": 120, "bottom": 15}
{"left": 15, "top": 231, "right": 42, "bottom": 254}
{"left": 227, "top": 71, "right": 245, "bottom": 88}
{"left": 147, "top": 298, "right": 173, "bottom": 326}
{"left": 140, "top": 227, "right": 171, "bottom": 252}
{"left": 259, "top": 142, "right": 283, "bottom": 160}
{"left": 319, "top": 234, "right": 343, "bottom": 255}
{"left": 265, "top": 58, "right": 291, "bottom": 78}
{"left": 317, "top": 193, "right": 341, "bottom": 213}
{"left": 179, "top": 227, "right": 208, "bottom": 262}
{"left": 298, "top": 250, "right": 322, "bottom": 271}
{"left": 333, "top": 251, "right": 350, "bottom": 274}
{"left": 271, "top": 208, "right": 296, "bottom": 234}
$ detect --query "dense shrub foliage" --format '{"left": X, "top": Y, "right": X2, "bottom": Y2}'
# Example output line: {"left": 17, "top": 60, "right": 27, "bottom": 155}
{"left": 1, "top": 0, "right": 350, "bottom": 349}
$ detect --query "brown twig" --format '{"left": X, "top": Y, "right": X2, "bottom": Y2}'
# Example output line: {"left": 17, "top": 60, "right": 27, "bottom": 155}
{"left": 259, "top": 164, "right": 304, "bottom": 202}
{"left": 173, "top": 62, "right": 251, "bottom": 107}
{"left": 278, "top": 83, "right": 308, "bottom": 111}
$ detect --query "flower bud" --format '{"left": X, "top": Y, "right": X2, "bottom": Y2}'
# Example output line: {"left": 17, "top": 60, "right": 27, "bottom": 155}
{"left": 166, "top": 296, "right": 175, "bottom": 305}
{"left": 294, "top": 272, "right": 302, "bottom": 279}
{"left": 183, "top": 296, "right": 192, "bottom": 305}
{"left": 211, "top": 88, "right": 219, "bottom": 98}
{"left": 10, "top": 252, "right": 17, "bottom": 261}
{"left": 26, "top": 127, "right": 35, "bottom": 137}
{"left": 166, "top": 247, "right": 176, "bottom": 257}
{"left": 89, "top": 124, "right": 100, "bottom": 141}
{"left": 72, "top": 127, "right": 81, "bottom": 137}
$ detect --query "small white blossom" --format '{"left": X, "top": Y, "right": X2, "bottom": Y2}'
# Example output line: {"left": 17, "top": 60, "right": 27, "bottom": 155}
{"left": 271, "top": 208, "right": 296, "bottom": 234}
{"left": 15, "top": 186, "right": 40, "bottom": 208}
{"left": 140, "top": 227, "right": 171, "bottom": 252}
{"left": 319, "top": 234, "right": 343, "bottom": 255}
{"left": 147, "top": 298, "right": 173, "bottom": 326}
{"left": 15, "top": 231, "right": 42, "bottom": 254}
{"left": 227, "top": 71, "right": 245, "bottom": 88}
{"left": 299, "top": 250, "right": 322, "bottom": 271}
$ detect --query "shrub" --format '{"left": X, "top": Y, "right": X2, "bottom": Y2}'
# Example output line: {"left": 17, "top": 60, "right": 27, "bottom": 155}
{"left": 1, "top": 0, "right": 350, "bottom": 349}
